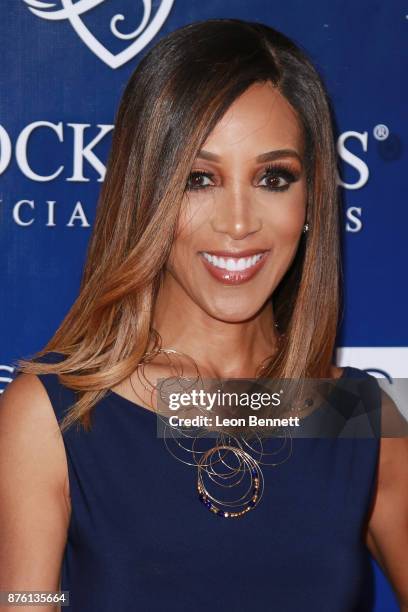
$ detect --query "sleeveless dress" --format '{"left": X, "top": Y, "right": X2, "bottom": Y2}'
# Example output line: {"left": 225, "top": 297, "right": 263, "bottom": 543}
{"left": 24, "top": 351, "right": 381, "bottom": 611}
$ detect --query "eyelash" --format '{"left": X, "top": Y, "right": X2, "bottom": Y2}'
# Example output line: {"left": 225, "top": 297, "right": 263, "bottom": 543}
{"left": 185, "top": 163, "right": 300, "bottom": 193}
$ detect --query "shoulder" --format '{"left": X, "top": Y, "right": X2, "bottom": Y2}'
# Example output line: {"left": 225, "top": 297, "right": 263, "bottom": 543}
{"left": 0, "top": 362, "right": 70, "bottom": 511}
{"left": 0, "top": 370, "right": 71, "bottom": 589}
{"left": 331, "top": 363, "right": 377, "bottom": 380}
{"left": 329, "top": 364, "right": 369, "bottom": 379}
{"left": 1, "top": 369, "right": 58, "bottom": 429}
{"left": 330, "top": 364, "right": 373, "bottom": 378}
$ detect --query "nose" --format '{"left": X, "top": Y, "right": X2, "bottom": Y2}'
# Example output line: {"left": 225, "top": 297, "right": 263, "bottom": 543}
{"left": 210, "top": 183, "right": 263, "bottom": 240}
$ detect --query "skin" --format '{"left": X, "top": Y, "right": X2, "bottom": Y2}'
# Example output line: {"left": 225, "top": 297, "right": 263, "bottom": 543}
{"left": 0, "top": 82, "right": 407, "bottom": 610}
{"left": 152, "top": 81, "right": 307, "bottom": 379}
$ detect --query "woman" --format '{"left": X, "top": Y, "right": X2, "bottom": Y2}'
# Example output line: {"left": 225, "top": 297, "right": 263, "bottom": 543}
{"left": 1, "top": 18, "right": 407, "bottom": 612}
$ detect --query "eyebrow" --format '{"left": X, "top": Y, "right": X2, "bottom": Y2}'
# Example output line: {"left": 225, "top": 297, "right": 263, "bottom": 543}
{"left": 197, "top": 148, "right": 302, "bottom": 164}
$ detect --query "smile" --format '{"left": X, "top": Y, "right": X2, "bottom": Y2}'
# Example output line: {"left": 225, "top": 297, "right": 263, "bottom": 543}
{"left": 199, "top": 250, "right": 270, "bottom": 285}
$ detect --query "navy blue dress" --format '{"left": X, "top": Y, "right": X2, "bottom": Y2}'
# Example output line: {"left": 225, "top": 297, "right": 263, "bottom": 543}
{"left": 27, "top": 351, "right": 381, "bottom": 611}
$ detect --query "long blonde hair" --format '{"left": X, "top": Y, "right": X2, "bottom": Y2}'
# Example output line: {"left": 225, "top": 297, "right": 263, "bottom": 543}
{"left": 15, "top": 19, "right": 342, "bottom": 433}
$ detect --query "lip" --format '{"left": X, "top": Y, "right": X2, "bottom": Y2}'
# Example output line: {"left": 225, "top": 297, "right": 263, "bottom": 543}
{"left": 200, "top": 248, "right": 270, "bottom": 258}
{"left": 198, "top": 249, "right": 270, "bottom": 285}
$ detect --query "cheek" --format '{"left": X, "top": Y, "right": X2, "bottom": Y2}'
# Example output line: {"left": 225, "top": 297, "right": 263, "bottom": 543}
{"left": 165, "top": 206, "right": 204, "bottom": 277}
{"left": 271, "top": 211, "right": 304, "bottom": 243}
{"left": 166, "top": 240, "right": 189, "bottom": 279}
{"left": 175, "top": 194, "right": 211, "bottom": 241}
{"left": 262, "top": 179, "right": 307, "bottom": 235}
{"left": 260, "top": 190, "right": 306, "bottom": 277}
{"left": 167, "top": 195, "right": 211, "bottom": 262}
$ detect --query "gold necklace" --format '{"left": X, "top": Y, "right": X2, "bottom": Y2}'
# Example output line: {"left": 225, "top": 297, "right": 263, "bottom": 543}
{"left": 128, "top": 327, "right": 297, "bottom": 519}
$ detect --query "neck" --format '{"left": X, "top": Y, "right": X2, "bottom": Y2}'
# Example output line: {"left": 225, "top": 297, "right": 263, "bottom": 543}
{"left": 151, "top": 274, "right": 280, "bottom": 379}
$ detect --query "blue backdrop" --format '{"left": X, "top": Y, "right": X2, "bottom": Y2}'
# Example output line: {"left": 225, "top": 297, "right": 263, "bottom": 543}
{"left": 1, "top": 2, "right": 406, "bottom": 609}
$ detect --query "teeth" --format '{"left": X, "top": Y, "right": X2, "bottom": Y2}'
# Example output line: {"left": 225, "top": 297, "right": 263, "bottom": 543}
{"left": 202, "top": 252, "right": 264, "bottom": 271}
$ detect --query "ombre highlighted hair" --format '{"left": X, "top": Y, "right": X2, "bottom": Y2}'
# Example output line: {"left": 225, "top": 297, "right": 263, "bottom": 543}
{"left": 16, "top": 18, "right": 343, "bottom": 432}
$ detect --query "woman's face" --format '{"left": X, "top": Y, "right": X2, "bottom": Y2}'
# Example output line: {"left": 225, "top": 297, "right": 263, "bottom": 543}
{"left": 165, "top": 81, "right": 307, "bottom": 323}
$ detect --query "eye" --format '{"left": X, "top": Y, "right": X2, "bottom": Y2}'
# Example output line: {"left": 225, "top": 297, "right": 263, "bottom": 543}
{"left": 185, "top": 170, "right": 215, "bottom": 191}
{"left": 258, "top": 164, "right": 300, "bottom": 192}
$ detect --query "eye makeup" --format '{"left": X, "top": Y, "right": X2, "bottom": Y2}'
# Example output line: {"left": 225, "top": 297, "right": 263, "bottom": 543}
{"left": 258, "top": 163, "right": 301, "bottom": 192}
{"left": 185, "top": 162, "right": 301, "bottom": 193}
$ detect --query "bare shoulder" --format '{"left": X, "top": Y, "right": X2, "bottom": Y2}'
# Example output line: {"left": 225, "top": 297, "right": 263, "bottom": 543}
{"left": 0, "top": 372, "right": 71, "bottom": 514}
{"left": 369, "top": 387, "right": 408, "bottom": 486}
{"left": 0, "top": 372, "right": 72, "bottom": 591}
{"left": 1, "top": 371, "right": 61, "bottom": 442}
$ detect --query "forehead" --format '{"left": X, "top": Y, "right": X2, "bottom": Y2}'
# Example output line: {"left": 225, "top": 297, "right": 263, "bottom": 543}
{"left": 204, "top": 81, "right": 304, "bottom": 157}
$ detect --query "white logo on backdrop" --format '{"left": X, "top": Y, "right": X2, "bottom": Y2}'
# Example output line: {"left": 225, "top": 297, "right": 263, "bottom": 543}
{"left": 337, "top": 347, "right": 408, "bottom": 420}
{"left": 23, "top": 0, "right": 175, "bottom": 69}
{"left": 0, "top": 365, "right": 15, "bottom": 393}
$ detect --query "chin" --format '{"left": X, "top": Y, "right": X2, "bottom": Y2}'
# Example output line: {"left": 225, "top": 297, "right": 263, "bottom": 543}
{"left": 204, "top": 300, "right": 265, "bottom": 324}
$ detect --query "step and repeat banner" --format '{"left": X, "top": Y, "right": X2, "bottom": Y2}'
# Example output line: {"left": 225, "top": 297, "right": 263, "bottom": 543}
{"left": 1, "top": 2, "right": 406, "bottom": 609}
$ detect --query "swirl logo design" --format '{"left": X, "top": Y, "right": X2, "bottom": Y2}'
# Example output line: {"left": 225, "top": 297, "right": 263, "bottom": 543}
{"left": 23, "top": 0, "right": 175, "bottom": 68}
{"left": 0, "top": 365, "right": 15, "bottom": 394}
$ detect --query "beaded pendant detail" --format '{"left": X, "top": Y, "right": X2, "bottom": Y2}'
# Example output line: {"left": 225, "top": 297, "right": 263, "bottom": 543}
{"left": 196, "top": 445, "right": 264, "bottom": 518}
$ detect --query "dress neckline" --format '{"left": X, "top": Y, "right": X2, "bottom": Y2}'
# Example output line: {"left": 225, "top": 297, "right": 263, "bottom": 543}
{"left": 106, "top": 366, "right": 352, "bottom": 418}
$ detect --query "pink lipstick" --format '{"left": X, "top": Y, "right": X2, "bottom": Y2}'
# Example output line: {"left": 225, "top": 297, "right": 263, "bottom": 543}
{"left": 198, "top": 249, "right": 270, "bottom": 285}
